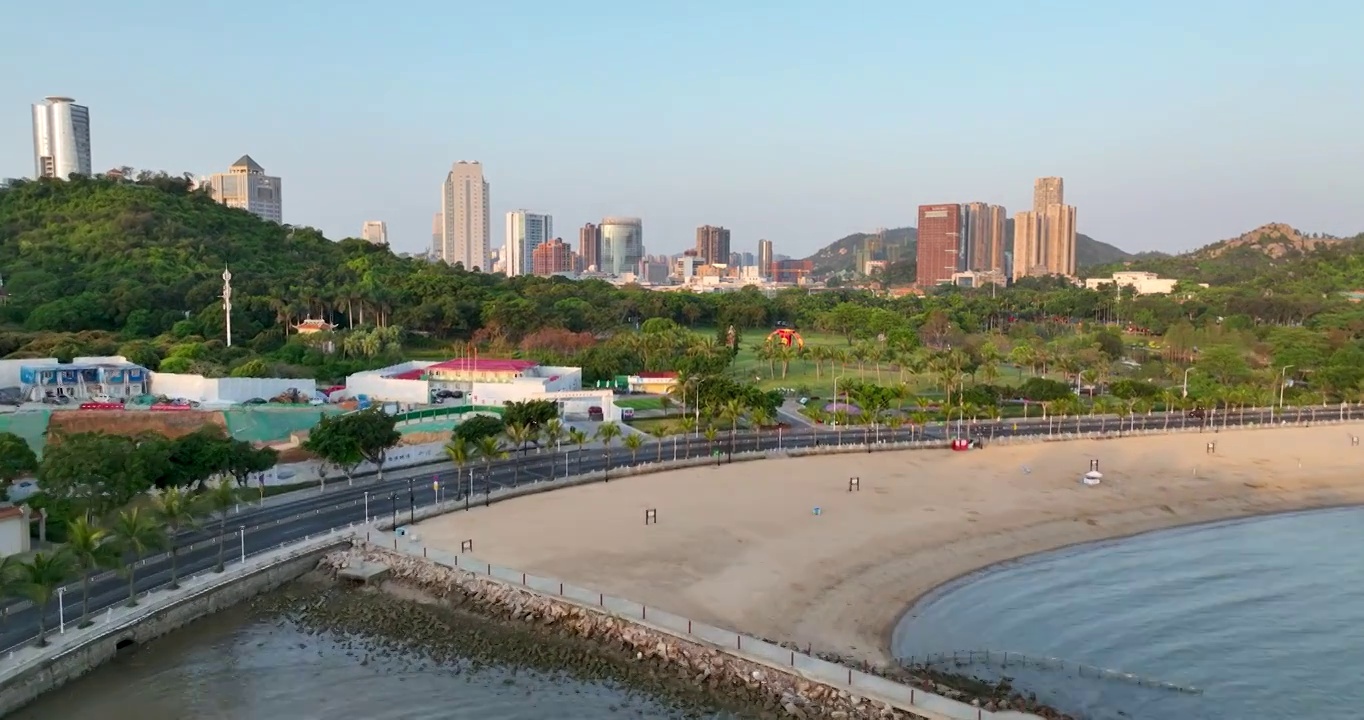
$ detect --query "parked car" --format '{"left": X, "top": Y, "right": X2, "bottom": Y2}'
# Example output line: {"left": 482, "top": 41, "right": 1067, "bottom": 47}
{"left": 242, "top": 397, "right": 268, "bottom": 405}
{"left": 587, "top": 406, "right": 604, "bottom": 421}
{"left": 621, "top": 407, "right": 636, "bottom": 420}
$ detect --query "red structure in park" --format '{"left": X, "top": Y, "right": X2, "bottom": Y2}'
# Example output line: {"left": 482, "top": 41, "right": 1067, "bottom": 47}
{"left": 767, "top": 328, "right": 804, "bottom": 348}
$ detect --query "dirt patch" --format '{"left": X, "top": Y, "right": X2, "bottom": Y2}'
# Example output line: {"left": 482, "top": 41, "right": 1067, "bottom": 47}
{"left": 47, "top": 410, "right": 227, "bottom": 442}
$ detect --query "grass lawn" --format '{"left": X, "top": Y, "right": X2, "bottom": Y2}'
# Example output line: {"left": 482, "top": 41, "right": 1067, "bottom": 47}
{"left": 615, "top": 397, "right": 664, "bottom": 410}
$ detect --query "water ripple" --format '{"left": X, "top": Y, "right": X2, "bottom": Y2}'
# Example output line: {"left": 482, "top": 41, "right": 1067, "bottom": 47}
{"left": 893, "top": 507, "right": 1364, "bottom": 720}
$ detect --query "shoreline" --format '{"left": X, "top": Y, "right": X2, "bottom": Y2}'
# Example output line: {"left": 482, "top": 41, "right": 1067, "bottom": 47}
{"left": 416, "top": 422, "right": 1364, "bottom": 667}
{"left": 890, "top": 501, "right": 1364, "bottom": 652}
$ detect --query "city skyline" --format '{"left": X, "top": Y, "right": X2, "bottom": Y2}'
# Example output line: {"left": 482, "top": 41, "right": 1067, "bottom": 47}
{"left": 4, "top": 3, "right": 1362, "bottom": 256}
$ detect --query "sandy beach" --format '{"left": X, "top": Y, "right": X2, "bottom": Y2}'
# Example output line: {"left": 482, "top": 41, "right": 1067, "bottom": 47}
{"left": 417, "top": 423, "right": 1364, "bottom": 664}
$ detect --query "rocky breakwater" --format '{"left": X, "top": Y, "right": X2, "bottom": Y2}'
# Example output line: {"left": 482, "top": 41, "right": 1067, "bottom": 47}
{"left": 321, "top": 545, "right": 927, "bottom": 720}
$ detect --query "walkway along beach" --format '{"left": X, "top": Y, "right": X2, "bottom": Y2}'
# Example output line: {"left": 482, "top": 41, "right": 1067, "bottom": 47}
{"left": 416, "top": 422, "right": 1364, "bottom": 666}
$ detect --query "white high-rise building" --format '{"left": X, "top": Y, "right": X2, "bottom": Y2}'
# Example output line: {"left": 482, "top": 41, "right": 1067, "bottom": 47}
{"left": 203, "top": 155, "right": 283, "bottom": 223}
{"left": 440, "top": 161, "right": 490, "bottom": 271}
{"left": 32, "top": 97, "right": 92, "bottom": 180}
{"left": 361, "top": 221, "right": 388, "bottom": 245}
{"left": 504, "top": 211, "right": 553, "bottom": 277}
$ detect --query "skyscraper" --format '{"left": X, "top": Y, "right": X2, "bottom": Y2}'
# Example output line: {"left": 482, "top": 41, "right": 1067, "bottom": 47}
{"left": 916, "top": 204, "right": 964, "bottom": 286}
{"left": 361, "top": 221, "right": 388, "bottom": 245}
{"left": 505, "top": 210, "right": 553, "bottom": 276}
{"left": 431, "top": 213, "right": 443, "bottom": 258}
{"left": 1012, "top": 177, "right": 1077, "bottom": 279}
{"left": 757, "top": 239, "right": 774, "bottom": 278}
{"left": 963, "top": 203, "right": 1007, "bottom": 272}
{"left": 204, "top": 155, "right": 283, "bottom": 223}
{"left": 599, "top": 217, "right": 644, "bottom": 276}
{"left": 31, "top": 96, "right": 92, "bottom": 180}
{"left": 579, "top": 223, "right": 601, "bottom": 271}
{"left": 695, "top": 225, "right": 731, "bottom": 265}
{"left": 532, "top": 238, "right": 576, "bottom": 276}
{"left": 1033, "top": 177, "right": 1064, "bottom": 212}
{"left": 440, "top": 161, "right": 489, "bottom": 271}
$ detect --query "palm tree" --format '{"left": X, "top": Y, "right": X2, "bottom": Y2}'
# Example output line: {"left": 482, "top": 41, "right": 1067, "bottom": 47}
{"left": 677, "top": 416, "right": 696, "bottom": 455}
{"left": 647, "top": 425, "right": 668, "bottom": 461}
{"left": 703, "top": 425, "right": 720, "bottom": 460}
{"left": 595, "top": 422, "right": 622, "bottom": 478}
{"left": 149, "top": 486, "right": 199, "bottom": 589}
{"left": 567, "top": 428, "right": 589, "bottom": 474}
{"left": 64, "top": 517, "right": 114, "bottom": 627}
{"left": 718, "top": 398, "right": 746, "bottom": 461}
{"left": 16, "top": 550, "right": 74, "bottom": 646}
{"left": 502, "top": 422, "right": 535, "bottom": 486}
{"left": 444, "top": 436, "right": 474, "bottom": 499}
{"left": 110, "top": 507, "right": 166, "bottom": 607}
{"left": 622, "top": 433, "right": 644, "bottom": 464}
{"left": 204, "top": 476, "right": 239, "bottom": 572}
{"left": 473, "top": 436, "right": 508, "bottom": 493}
{"left": 542, "top": 418, "right": 565, "bottom": 478}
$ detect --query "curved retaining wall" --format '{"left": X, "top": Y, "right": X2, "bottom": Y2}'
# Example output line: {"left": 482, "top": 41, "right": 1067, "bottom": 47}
{"left": 0, "top": 534, "right": 352, "bottom": 716}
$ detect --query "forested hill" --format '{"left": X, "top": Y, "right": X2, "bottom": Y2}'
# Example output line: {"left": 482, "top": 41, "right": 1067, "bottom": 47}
{"left": 803, "top": 226, "right": 1129, "bottom": 276}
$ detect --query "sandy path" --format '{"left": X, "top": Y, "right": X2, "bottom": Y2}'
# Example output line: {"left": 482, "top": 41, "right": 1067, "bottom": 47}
{"left": 417, "top": 423, "right": 1364, "bottom": 664}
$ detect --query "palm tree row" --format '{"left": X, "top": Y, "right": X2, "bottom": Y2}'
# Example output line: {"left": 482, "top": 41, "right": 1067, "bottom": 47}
{"left": 0, "top": 480, "right": 244, "bottom": 648}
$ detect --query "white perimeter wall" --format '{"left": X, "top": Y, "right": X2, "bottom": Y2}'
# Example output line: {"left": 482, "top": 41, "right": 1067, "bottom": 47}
{"left": 0, "top": 516, "right": 29, "bottom": 556}
{"left": 537, "top": 366, "right": 582, "bottom": 393}
{"left": 0, "top": 359, "right": 56, "bottom": 389}
{"left": 344, "top": 375, "right": 430, "bottom": 405}
{"left": 149, "top": 373, "right": 318, "bottom": 404}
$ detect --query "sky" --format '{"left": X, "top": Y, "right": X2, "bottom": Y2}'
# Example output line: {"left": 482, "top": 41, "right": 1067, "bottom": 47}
{"left": 4, "top": 0, "right": 1363, "bottom": 258}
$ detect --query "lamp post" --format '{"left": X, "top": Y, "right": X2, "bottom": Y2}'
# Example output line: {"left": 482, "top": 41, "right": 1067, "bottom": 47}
{"left": 239, "top": 526, "right": 245, "bottom": 564}
{"left": 57, "top": 587, "right": 66, "bottom": 634}
{"left": 1182, "top": 367, "right": 1195, "bottom": 399}
{"left": 363, "top": 491, "right": 369, "bottom": 523}
{"left": 407, "top": 479, "right": 415, "bottom": 525}
{"left": 389, "top": 493, "right": 397, "bottom": 527}
{"left": 433, "top": 479, "right": 441, "bottom": 505}
{"left": 1278, "top": 365, "right": 1295, "bottom": 411}
{"left": 221, "top": 267, "right": 233, "bottom": 347}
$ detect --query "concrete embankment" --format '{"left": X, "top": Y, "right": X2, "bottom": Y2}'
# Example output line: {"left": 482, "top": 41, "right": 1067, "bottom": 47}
{"left": 326, "top": 543, "right": 1047, "bottom": 720}
{"left": 0, "top": 536, "right": 351, "bottom": 717}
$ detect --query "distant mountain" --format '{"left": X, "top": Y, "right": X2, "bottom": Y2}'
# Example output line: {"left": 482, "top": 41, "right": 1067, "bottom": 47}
{"left": 803, "top": 225, "right": 1131, "bottom": 276}
{"left": 1088, "top": 223, "right": 1364, "bottom": 285}
{"left": 1188, "top": 223, "right": 1345, "bottom": 260}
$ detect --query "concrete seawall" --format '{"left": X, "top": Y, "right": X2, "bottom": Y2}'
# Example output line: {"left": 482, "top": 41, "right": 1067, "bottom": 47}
{"left": 0, "top": 535, "right": 351, "bottom": 717}
{"left": 340, "top": 537, "right": 1046, "bottom": 720}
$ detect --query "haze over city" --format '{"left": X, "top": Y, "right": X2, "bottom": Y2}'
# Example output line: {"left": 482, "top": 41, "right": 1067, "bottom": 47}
{"left": 4, "top": 0, "right": 1363, "bottom": 256}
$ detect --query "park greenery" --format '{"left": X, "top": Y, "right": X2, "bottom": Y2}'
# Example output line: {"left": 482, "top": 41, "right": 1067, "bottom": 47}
{"left": 4, "top": 175, "right": 1364, "bottom": 622}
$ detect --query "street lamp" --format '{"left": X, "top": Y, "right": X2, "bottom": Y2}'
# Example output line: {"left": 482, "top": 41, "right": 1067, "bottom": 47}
{"left": 1278, "top": 365, "right": 1295, "bottom": 410}
{"left": 363, "top": 491, "right": 369, "bottom": 523}
{"left": 57, "top": 587, "right": 66, "bottom": 634}
{"left": 1182, "top": 367, "right": 1195, "bottom": 399}
{"left": 389, "top": 493, "right": 397, "bottom": 527}
{"left": 408, "top": 479, "right": 415, "bottom": 525}
{"left": 239, "top": 526, "right": 246, "bottom": 564}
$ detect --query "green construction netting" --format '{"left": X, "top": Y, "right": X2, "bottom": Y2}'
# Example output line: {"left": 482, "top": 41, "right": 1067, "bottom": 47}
{"left": 0, "top": 410, "right": 52, "bottom": 457}
{"left": 224, "top": 407, "right": 343, "bottom": 443}
{"left": 399, "top": 419, "right": 458, "bottom": 436}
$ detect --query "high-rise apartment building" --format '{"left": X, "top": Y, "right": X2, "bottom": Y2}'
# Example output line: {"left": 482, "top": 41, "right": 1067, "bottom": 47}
{"left": 1033, "top": 177, "right": 1064, "bottom": 212}
{"left": 505, "top": 210, "right": 553, "bottom": 276}
{"left": 361, "top": 221, "right": 388, "bottom": 245}
{"left": 578, "top": 223, "right": 602, "bottom": 272}
{"left": 431, "top": 213, "right": 443, "bottom": 258}
{"left": 599, "top": 217, "right": 644, "bottom": 276}
{"left": 32, "top": 96, "right": 92, "bottom": 180}
{"left": 1012, "top": 177, "right": 1077, "bottom": 279}
{"left": 757, "top": 239, "right": 773, "bottom": 278}
{"left": 531, "top": 237, "right": 576, "bottom": 276}
{"left": 695, "top": 225, "right": 731, "bottom": 265}
{"left": 440, "top": 161, "right": 490, "bottom": 271}
{"left": 915, "top": 204, "right": 964, "bottom": 286}
{"left": 963, "top": 203, "right": 1007, "bottom": 273}
{"left": 204, "top": 155, "right": 283, "bottom": 223}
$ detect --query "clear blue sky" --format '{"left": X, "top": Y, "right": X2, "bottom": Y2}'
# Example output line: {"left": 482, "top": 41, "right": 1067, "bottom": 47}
{"left": 5, "top": 0, "right": 1362, "bottom": 257}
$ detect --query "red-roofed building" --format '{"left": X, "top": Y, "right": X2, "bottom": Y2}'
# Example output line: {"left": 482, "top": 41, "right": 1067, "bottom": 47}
{"left": 388, "top": 358, "right": 539, "bottom": 382}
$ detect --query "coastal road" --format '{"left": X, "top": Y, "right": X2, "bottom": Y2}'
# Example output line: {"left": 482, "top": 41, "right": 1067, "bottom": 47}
{"left": 4, "top": 404, "right": 1358, "bottom": 653}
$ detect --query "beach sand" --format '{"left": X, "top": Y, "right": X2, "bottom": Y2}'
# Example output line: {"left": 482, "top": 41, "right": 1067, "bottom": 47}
{"left": 417, "top": 423, "right": 1364, "bottom": 664}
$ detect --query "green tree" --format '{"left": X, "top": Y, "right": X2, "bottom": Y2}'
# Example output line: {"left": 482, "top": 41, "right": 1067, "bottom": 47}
{"left": 0, "top": 432, "right": 37, "bottom": 483}
{"left": 473, "top": 436, "right": 507, "bottom": 494}
{"left": 502, "top": 400, "right": 557, "bottom": 431}
{"left": 225, "top": 440, "right": 278, "bottom": 489}
{"left": 453, "top": 414, "right": 506, "bottom": 444}
{"left": 502, "top": 422, "right": 536, "bottom": 486}
{"left": 166, "top": 427, "right": 231, "bottom": 488}
{"left": 204, "top": 477, "right": 239, "bottom": 572}
{"left": 541, "top": 418, "right": 565, "bottom": 478}
{"left": 304, "top": 414, "right": 365, "bottom": 483}
{"left": 567, "top": 427, "right": 588, "bottom": 474}
{"left": 38, "top": 432, "right": 160, "bottom": 519}
{"left": 150, "top": 485, "right": 200, "bottom": 589}
{"left": 15, "top": 550, "right": 75, "bottom": 646}
{"left": 622, "top": 433, "right": 644, "bottom": 463}
{"left": 443, "top": 437, "right": 474, "bottom": 498}
{"left": 596, "top": 422, "right": 621, "bottom": 477}
{"left": 64, "top": 516, "right": 116, "bottom": 627}
{"left": 109, "top": 507, "right": 166, "bottom": 607}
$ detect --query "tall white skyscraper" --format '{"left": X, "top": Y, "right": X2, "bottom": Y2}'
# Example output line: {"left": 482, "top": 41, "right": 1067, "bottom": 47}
{"left": 504, "top": 211, "right": 553, "bottom": 277}
{"left": 32, "top": 97, "right": 92, "bottom": 180}
{"left": 440, "top": 161, "right": 490, "bottom": 271}
{"left": 361, "top": 221, "right": 388, "bottom": 245}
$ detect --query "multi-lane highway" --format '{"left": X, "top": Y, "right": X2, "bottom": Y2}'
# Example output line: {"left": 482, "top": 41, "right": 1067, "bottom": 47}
{"left": 3, "top": 405, "right": 1357, "bottom": 652}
